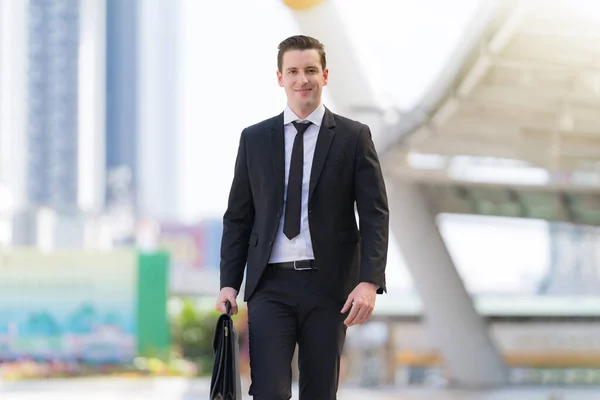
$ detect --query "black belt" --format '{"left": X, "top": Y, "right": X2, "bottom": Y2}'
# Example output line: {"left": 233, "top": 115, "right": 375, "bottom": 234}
{"left": 269, "top": 260, "right": 316, "bottom": 271}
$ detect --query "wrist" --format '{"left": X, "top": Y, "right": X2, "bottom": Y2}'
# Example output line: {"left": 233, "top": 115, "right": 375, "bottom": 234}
{"left": 221, "top": 286, "right": 238, "bottom": 295}
{"left": 361, "top": 281, "right": 378, "bottom": 290}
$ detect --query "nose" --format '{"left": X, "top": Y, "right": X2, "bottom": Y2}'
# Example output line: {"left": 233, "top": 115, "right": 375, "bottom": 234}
{"left": 299, "top": 72, "right": 309, "bottom": 84}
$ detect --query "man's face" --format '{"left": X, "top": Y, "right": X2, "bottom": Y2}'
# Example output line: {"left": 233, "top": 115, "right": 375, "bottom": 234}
{"left": 277, "top": 49, "right": 328, "bottom": 115}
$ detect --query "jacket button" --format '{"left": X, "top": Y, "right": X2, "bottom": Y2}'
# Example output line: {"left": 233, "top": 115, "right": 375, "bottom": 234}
{"left": 269, "top": 241, "right": 273, "bottom": 246}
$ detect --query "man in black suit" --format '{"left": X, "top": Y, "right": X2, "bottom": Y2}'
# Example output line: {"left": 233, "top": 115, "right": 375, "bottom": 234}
{"left": 215, "top": 35, "right": 389, "bottom": 399}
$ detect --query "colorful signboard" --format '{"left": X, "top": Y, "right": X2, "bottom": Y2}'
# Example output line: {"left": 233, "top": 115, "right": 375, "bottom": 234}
{"left": 0, "top": 250, "right": 137, "bottom": 363}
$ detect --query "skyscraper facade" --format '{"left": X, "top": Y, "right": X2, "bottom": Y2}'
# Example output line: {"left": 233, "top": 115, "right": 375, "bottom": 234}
{"left": 27, "top": 0, "right": 80, "bottom": 213}
{"left": 105, "top": 0, "right": 138, "bottom": 211}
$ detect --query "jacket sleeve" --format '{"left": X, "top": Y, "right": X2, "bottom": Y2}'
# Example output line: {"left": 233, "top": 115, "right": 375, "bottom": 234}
{"left": 220, "top": 130, "right": 255, "bottom": 292}
{"left": 354, "top": 125, "right": 389, "bottom": 294}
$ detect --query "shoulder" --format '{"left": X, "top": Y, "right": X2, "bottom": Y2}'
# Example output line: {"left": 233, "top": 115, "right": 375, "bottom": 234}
{"left": 330, "top": 111, "right": 370, "bottom": 137}
{"left": 242, "top": 114, "right": 281, "bottom": 138}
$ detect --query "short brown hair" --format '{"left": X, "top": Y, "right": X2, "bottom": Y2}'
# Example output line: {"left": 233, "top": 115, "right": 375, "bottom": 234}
{"left": 277, "top": 35, "right": 326, "bottom": 72}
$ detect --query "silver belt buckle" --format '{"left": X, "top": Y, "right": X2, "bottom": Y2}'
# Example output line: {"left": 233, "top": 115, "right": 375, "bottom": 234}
{"left": 293, "top": 260, "right": 312, "bottom": 271}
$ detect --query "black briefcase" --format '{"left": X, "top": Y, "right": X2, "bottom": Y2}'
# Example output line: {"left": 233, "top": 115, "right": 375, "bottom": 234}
{"left": 210, "top": 301, "right": 243, "bottom": 400}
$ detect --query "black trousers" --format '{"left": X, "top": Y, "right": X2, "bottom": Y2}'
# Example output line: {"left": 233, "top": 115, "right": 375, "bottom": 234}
{"left": 247, "top": 266, "right": 347, "bottom": 400}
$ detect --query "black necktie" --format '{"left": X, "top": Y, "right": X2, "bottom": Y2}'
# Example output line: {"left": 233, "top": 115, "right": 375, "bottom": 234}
{"left": 283, "top": 121, "right": 312, "bottom": 240}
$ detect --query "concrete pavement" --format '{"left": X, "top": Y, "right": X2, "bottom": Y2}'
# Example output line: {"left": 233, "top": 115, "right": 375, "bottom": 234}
{"left": 1, "top": 377, "right": 599, "bottom": 399}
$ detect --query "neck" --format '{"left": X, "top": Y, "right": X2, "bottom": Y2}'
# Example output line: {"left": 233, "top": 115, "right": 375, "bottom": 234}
{"left": 289, "top": 103, "right": 319, "bottom": 120}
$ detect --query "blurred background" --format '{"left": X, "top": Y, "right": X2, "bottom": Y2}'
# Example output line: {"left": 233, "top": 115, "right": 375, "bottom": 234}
{"left": 1, "top": 0, "right": 600, "bottom": 398}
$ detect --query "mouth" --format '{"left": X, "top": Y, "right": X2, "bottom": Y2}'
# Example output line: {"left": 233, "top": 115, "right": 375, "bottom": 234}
{"left": 295, "top": 88, "right": 312, "bottom": 94}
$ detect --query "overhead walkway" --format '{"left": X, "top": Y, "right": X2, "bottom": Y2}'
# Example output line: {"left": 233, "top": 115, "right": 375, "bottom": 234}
{"left": 382, "top": 0, "right": 600, "bottom": 225}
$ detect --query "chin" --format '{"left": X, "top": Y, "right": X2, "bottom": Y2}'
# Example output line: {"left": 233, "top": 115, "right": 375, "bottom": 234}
{"left": 299, "top": 100, "right": 315, "bottom": 109}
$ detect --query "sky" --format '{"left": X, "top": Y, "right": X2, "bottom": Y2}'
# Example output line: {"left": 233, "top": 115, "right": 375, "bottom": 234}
{"left": 176, "top": 0, "right": 551, "bottom": 294}
{"left": 178, "top": 0, "right": 486, "bottom": 220}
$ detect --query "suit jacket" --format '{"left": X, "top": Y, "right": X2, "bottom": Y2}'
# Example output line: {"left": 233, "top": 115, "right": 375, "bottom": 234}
{"left": 220, "top": 107, "right": 389, "bottom": 302}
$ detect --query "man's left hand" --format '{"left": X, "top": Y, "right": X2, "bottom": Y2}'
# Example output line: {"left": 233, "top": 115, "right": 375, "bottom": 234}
{"left": 341, "top": 282, "right": 378, "bottom": 327}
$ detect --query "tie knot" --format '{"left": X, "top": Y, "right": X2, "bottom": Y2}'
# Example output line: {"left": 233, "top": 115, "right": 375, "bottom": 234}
{"left": 292, "top": 121, "right": 312, "bottom": 135}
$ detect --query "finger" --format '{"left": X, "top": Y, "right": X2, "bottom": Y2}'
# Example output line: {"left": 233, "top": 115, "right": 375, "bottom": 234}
{"left": 348, "top": 302, "right": 373, "bottom": 326}
{"left": 341, "top": 297, "right": 353, "bottom": 314}
{"left": 352, "top": 306, "right": 366, "bottom": 325}
{"left": 227, "top": 297, "right": 238, "bottom": 314}
{"left": 343, "top": 304, "right": 356, "bottom": 326}
{"left": 348, "top": 308, "right": 360, "bottom": 327}
{"left": 215, "top": 296, "right": 225, "bottom": 312}
{"left": 356, "top": 306, "right": 372, "bottom": 325}
{"left": 344, "top": 302, "right": 360, "bottom": 326}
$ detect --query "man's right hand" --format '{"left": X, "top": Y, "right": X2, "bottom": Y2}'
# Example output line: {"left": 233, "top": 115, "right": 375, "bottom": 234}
{"left": 215, "top": 287, "right": 238, "bottom": 315}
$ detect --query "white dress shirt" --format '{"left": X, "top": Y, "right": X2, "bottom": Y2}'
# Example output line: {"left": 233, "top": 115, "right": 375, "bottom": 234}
{"left": 268, "top": 103, "right": 325, "bottom": 263}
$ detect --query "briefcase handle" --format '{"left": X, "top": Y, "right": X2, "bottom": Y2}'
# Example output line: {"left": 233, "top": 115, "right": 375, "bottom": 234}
{"left": 225, "top": 300, "right": 232, "bottom": 316}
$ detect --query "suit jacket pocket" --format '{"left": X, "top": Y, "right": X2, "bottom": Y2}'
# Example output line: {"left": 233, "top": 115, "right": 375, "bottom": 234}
{"left": 337, "top": 229, "right": 359, "bottom": 244}
{"left": 248, "top": 233, "right": 258, "bottom": 247}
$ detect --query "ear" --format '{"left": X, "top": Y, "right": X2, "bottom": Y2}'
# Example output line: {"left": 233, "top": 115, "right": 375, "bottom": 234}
{"left": 277, "top": 70, "right": 284, "bottom": 87}
{"left": 323, "top": 68, "right": 329, "bottom": 86}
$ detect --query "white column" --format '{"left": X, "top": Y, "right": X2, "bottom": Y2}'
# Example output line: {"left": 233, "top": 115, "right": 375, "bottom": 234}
{"left": 137, "top": 0, "right": 182, "bottom": 220}
{"left": 0, "top": 0, "right": 28, "bottom": 212}
{"left": 78, "top": 0, "right": 106, "bottom": 213}
{"left": 387, "top": 176, "right": 508, "bottom": 387}
{"left": 0, "top": 0, "right": 8, "bottom": 185}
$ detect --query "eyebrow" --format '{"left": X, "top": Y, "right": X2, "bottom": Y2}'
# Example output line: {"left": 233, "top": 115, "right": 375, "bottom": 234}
{"left": 286, "top": 66, "right": 319, "bottom": 71}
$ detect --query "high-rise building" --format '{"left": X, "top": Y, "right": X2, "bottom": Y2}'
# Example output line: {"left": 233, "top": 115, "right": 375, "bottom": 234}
{"left": 0, "top": 0, "right": 28, "bottom": 213}
{"left": 136, "top": 0, "right": 183, "bottom": 221}
{"left": 104, "top": 0, "right": 183, "bottom": 223}
{"left": 105, "top": 0, "right": 138, "bottom": 212}
{"left": 4, "top": 0, "right": 183, "bottom": 247}
{"left": 24, "top": 0, "right": 105, "bottom": 217}
{"left": 27, "top": 0, "right": 80, "bottom": 212}
{"left": 1, "top": 0, "right": 29, "bottom": 247}
{"left": 7, "top": 0, "right": 106, "bottom": 247}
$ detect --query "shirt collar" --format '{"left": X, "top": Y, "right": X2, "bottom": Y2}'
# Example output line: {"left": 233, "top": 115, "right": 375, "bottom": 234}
{"left": 283, "top": 103, "right": 325, "bottom": 127}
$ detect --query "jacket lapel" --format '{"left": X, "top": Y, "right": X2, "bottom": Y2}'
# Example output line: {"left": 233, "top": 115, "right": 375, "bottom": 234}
{"left": 270, "top": 112, "right": 285, "bottom": 207}
{"left": 309, "top": 108, "right": 336, "bottom": 202}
